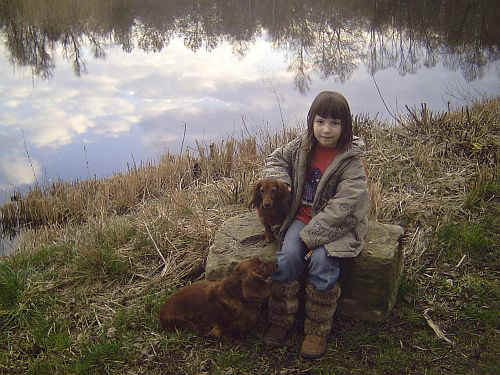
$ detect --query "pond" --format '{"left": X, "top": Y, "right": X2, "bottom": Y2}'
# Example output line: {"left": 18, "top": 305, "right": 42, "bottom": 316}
{"left": 0, "top": 0, "right": 499, "bottom": 253}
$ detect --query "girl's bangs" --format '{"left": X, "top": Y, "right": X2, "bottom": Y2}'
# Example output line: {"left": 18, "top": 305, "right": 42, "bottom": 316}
{"left": 314, "top": 97, "right": 348, "bottom": 120}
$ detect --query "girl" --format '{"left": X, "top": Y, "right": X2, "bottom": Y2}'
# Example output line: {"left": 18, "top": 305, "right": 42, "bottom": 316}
{"left": 261, "top": 91, "right": 370, "bottom": 359}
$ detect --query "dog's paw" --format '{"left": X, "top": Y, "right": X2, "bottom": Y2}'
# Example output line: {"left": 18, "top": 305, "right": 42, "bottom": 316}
{"left": 208, "top": 326, "right": 222, "bottom": 338}
{"left": 264, "top": 233, "right": 275, "bottom": 243}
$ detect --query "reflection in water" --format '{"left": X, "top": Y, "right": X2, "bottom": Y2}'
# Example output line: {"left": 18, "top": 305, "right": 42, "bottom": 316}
{"left": 0, "top": 231, "right": 19, "bottom": 256}
{"left": 1, "top": 0, "right": 499, "bottom": 92}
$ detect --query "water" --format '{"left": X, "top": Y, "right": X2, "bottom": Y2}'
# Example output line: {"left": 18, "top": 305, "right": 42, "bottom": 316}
{"left": 1, "top": 0, "right": 499, "bottom": 254}
{"left": 0, "top": 232, "right": 20, "bottom": 257}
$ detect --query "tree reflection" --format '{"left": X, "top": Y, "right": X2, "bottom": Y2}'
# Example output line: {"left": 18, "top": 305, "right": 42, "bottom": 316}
{"left": 5, "top": 23, "right": 56, "bottom": 79}
{"left": 312, "top": 21, "right": 366, "bottom": 83}
{"left": 0, "top": 0, "right": 498, "bottom": 92}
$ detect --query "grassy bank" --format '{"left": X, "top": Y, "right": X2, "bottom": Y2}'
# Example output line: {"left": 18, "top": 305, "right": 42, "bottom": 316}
{"left": 0, "top": 98, "right": 498, "bottom": 374}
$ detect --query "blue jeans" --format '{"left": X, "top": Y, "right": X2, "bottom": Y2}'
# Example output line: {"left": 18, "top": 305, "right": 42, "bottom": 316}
{"left": 272, "top": 220, "right": 340, "bottom": 291}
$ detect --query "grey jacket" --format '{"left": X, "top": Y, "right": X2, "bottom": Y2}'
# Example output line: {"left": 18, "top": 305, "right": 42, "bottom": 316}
{"left": 262, "top": 132, "right": 370, "bottom": 258}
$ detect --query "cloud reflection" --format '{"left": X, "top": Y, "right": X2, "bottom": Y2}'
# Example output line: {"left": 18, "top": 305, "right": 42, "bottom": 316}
{"left": 0, "top": 152, "right": 40, "bottom": 190}
{"left": 0, "top": 36, "right": 294, "bottom": 191}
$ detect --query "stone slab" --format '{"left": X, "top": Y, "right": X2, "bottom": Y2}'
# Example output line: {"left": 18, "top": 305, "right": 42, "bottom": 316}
{"left": 205, "top": 211, "right": 404, "bottom": 321}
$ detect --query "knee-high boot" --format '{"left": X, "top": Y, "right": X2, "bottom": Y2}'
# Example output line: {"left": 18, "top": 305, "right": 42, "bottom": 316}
{"left": 300, "top": 282, "right": 341, "bottom": 359}
{"left": 263, "top": 280, "right": 300, "bottom": 347}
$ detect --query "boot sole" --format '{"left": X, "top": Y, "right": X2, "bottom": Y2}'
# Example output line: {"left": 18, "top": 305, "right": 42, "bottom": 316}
{"left": 300, "top": 351, "right": 325, "bottom": 360}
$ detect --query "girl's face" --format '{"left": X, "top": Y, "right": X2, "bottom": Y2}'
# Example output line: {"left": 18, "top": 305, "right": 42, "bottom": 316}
{"left": 312, "top": 115, "right": 342, "bottom": 148}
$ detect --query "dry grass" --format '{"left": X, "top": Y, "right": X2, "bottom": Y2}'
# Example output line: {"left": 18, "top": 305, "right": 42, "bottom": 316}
{"left": 0, "top": 97, "right": 498, "bottom": 374}
{"left": 358, "top": 99, "right": 499, "bottom": 226}
{"left": 0, "top": 126, "right": 299, "bottom": 234}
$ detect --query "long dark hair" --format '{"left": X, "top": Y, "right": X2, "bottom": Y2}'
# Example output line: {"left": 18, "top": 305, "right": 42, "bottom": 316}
{"left": 306, "top": 91, "right": 353, "bottom": 151}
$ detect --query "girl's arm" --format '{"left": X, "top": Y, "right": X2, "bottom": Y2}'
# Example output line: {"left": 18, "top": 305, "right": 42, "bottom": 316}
{"left": 299, "top": 157, "right": 369, "bottom": 250}
{"left": 261, "top": 137, "right": 300, "bottom": 186}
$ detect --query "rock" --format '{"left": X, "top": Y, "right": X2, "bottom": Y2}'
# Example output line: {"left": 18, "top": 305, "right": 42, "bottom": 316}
{"left": 205, "top": 212, "right": 278, "bottom": 280}
{"left": 205, "top": 212, "right": 404, "bottom": 322}
{"left": 338, "top": 221, "right": 404, "bottom": 321}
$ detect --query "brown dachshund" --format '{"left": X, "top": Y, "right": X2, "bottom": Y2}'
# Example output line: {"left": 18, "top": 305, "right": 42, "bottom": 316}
{"left": 159, "top": 257, "right": 275, "bottom": 338}
{"left": 249, "top": 178, "right": 291, "bottom": 242}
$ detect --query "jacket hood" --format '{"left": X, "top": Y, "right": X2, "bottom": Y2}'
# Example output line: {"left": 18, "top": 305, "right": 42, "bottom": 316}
{"left": 350, "top": 136, "right": 366, "bottom": 155}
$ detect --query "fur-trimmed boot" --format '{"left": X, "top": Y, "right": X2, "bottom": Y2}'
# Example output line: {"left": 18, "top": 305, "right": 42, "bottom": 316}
{"left": 263, "top": 280, "right": 300, "bottom": 348}
{"left": 300, "top": 282, "right": 341, "bottom": 359}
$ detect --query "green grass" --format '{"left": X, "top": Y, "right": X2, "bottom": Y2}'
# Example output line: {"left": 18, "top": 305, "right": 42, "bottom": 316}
{"left": 464, "top": 174, "right": 500, "bottom": 210}
{"left": 437, "top": 219, "right": 496, "bottom": 264}
{"left": 0, "top": 263, "right": 25, "bottom": 310}
{"left": 71, "top": 337, "right": 127, "bottom": 375}
{"left": 435, "top": 173, "right": 499, "bottom": 267}
{"left": 76, "top": 244, "right": 130, "bottom": 281}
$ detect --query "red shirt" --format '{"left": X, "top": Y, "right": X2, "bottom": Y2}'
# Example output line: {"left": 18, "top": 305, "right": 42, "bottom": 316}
{"left": 296, "top": 145, "right": 337, "bottom": 224}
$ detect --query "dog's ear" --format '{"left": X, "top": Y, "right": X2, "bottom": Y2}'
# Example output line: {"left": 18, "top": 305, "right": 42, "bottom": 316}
{"left": 277, "top": 181, "right": 291, "bottom": 202}
{"left": 248, "top": 181, "right": 262, "bottom": 209}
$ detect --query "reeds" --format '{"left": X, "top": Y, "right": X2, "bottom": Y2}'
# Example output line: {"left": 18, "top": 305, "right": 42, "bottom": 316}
{"left": 361, "top": 98, "right": 499, "bottom": 227}
{"left": 0, "top": 126, "right": 300, "bottom": 234}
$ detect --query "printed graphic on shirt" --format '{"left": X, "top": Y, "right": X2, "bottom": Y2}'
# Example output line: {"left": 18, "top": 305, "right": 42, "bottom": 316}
{"left": 302, "top": 167, "right": 322, "bottom": 206}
